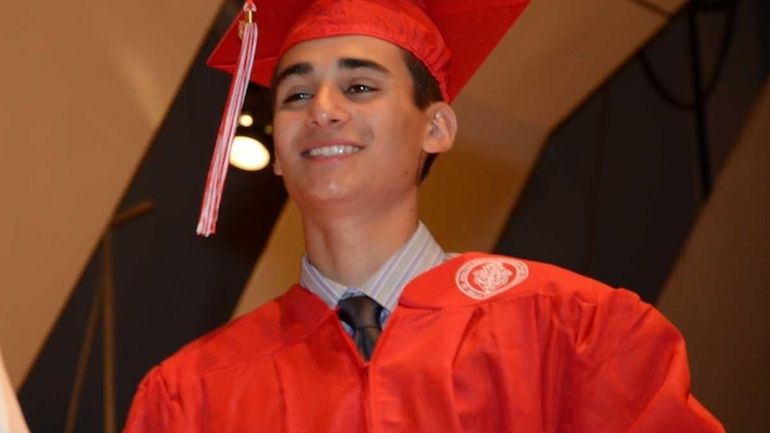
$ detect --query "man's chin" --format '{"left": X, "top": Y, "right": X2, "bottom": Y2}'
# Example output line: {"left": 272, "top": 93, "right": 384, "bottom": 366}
{"left": 289, "top": 181, "right": 361, "bottom": 209}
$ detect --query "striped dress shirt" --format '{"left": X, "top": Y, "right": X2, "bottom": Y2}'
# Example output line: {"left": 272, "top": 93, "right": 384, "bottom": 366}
{"left": 300, "top": 222, "right": 449, "bottom": 329}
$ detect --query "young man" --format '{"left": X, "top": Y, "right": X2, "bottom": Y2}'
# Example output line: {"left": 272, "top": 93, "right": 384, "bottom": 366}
{"left": 124, "top": 1, "right": 724, "bottom": 432}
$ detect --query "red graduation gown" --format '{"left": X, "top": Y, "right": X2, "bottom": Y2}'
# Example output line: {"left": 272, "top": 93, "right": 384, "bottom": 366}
{"left": 123, "top": 253, "right": 723, "bottom": 433}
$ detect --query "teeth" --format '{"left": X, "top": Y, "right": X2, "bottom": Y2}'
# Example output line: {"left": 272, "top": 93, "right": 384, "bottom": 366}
{"left": 306, "top": 145, "right": 361, "bottom": 158}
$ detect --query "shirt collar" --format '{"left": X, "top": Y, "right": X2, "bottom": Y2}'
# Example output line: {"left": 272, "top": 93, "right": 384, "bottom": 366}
{"left": 300, "top": 222, "right": 446, "bottom": 311}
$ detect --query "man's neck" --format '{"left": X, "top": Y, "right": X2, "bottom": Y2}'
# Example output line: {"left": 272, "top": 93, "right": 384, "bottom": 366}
{"left": 301, "top": 199, "right": 419, "bottom": 288}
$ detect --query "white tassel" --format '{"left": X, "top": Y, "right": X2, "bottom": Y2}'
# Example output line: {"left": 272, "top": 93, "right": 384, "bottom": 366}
{"left": 197, "top": 1, "right": 259, "bottom": 236}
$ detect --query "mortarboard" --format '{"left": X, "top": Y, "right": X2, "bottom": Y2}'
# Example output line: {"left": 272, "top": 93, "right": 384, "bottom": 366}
{"left": 198, "top": 0, "right": 531, "bottom": 236}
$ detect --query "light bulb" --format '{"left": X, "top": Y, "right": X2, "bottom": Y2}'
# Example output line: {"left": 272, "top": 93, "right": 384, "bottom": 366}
{"left": 229, "top": 135, "right": 270, "bottom": 171}
{"left": 238, "top": 114, "right": 254, "bottom": 127}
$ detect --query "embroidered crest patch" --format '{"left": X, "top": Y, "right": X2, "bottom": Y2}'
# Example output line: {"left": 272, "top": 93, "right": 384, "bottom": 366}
{"left": 455, "top": 257, "right": 529, "bottom": 300}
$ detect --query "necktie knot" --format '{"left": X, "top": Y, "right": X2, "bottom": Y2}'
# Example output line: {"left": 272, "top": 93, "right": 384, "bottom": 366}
{"left": 338, "top": 295, "right": 382, "bottom": 329}
{"left": 337, "top": 295, "right": 383, "bottom": 360}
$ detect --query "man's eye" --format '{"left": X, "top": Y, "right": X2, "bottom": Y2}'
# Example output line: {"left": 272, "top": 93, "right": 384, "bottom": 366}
{"left": 347, "top": 84, "right": 377, "bottom": 94}
{"left": 282, "top": 92, "right": 312, "bottom": 104}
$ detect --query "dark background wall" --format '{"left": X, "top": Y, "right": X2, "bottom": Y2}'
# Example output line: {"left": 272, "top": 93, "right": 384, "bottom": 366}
{"left": 496, "top": 0, "right": 768, "bottom": 302}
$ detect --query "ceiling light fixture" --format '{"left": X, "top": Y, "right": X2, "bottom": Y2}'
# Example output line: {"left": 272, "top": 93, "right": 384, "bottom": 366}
{"left": 229, "top": 135, "right": 270, "bottom": 171}
{"left": 238, "top": 114, "right": 254, "bottom": 127}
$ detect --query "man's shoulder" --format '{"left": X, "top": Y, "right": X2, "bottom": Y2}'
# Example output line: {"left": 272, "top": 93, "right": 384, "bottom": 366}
{"left": 152, "top": 287, "right": 299, "bottom": 380}
{"left": 431, "top": 252, "right": 663, "bottom": 344}
{"left": 413, "top": 251, "right": 643, "bottom": 309}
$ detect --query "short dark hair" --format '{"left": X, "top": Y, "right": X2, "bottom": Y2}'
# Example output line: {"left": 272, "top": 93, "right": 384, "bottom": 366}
{"left": 402, "top": 51, "right": 443, "bottom": 109}
{"left": 401, "top": 50, "right": 444, "bottom": 180}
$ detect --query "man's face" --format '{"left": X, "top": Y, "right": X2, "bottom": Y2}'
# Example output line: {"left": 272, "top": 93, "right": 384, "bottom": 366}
{"left": 271, "top": 35, "right": 437, "bottom": 214}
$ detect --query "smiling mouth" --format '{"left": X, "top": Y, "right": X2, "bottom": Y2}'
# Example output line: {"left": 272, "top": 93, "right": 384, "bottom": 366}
{"left": 302, "top": 144, "right": 363, "bottom": 158}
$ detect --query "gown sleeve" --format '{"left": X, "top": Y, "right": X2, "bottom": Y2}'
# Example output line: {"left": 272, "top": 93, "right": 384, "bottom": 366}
{"left": 568, "top": 287, "right": 724, "bottom": 433}
{"left": 122, "top": 364, "right": 201, "bottom": 433}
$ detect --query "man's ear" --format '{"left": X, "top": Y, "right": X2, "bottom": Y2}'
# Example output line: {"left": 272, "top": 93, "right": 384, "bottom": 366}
{"left": 423, "top": 102, "right": 457, "bottom": 154}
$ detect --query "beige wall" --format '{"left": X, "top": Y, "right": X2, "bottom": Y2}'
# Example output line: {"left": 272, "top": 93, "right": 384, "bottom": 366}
{"left": 657, "top": 80, "right": 770, "bottom": 433}
{"left": 0, "top": 1, "right": 221, "bottom": 388}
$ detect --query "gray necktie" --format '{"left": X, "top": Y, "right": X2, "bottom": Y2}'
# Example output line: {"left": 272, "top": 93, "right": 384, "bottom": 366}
{"left": 337, "top": 296, "right": 383, "bottom": 360}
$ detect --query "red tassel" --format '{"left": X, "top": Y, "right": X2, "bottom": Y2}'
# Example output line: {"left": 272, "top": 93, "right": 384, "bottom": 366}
{"left": 197, "top": 1, "right": 259, "bottom": 236}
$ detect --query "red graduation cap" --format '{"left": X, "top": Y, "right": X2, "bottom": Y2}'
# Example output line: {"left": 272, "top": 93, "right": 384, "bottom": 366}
{"left": 198, "top": 0, "right": 531, "bottom": 236}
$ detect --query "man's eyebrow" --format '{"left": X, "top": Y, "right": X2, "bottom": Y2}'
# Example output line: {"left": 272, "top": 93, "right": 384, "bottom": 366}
{"left": 338, "top": 57, "right": 390, "bottom": 74}
{"left": 272, "top": 62, "right": 313, "bottom": 90}
{"left": 271, "top": 58, "right": 390, "bottom": 91}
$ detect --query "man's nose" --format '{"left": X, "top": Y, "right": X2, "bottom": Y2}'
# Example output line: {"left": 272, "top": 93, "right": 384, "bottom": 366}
{"left": 306, "top": 86, "right": 350, "bottom": 128}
